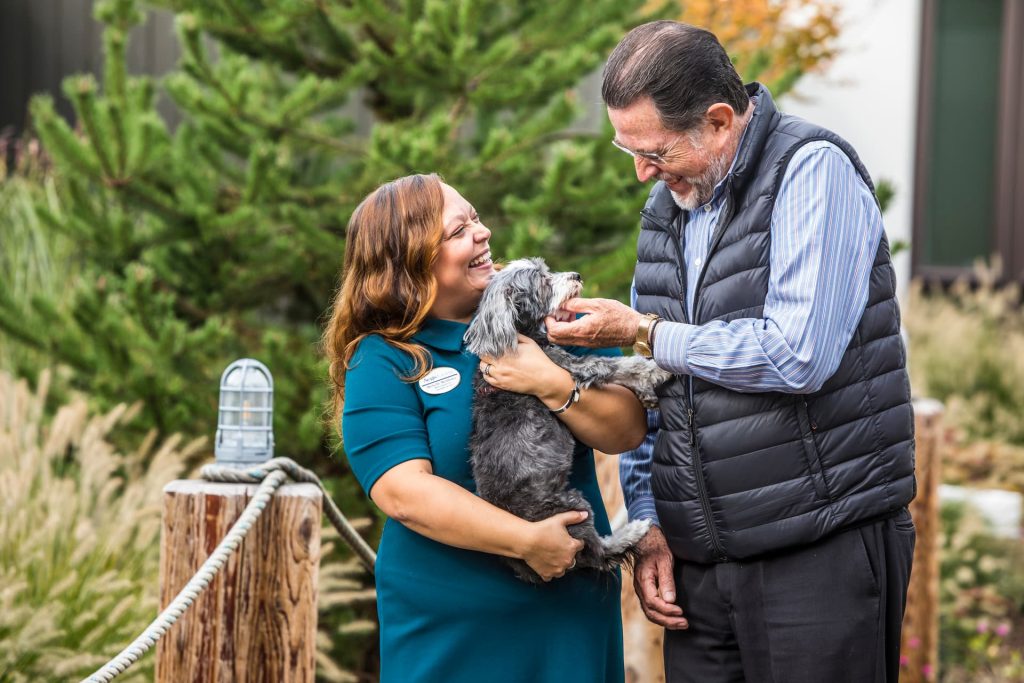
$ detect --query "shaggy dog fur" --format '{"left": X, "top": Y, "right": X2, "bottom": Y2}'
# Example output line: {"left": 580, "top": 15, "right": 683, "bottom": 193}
{"left": 464, "top": 258, "right": 670, "bottom": 584}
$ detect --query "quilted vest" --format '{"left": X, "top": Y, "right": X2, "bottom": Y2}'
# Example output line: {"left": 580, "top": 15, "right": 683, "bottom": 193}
{"left": 635, "top": 83, "right": 915, "bottom": 563}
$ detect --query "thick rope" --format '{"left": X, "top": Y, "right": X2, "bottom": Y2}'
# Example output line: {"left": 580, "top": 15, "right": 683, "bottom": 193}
{"left": 202, "top": 457, "right": 377, "bottom": 573}
{"left": 82, "top": 457, "right": 376, "bottom": 683}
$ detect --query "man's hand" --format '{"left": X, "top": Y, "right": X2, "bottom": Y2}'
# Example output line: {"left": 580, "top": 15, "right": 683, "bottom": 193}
{"left": 545, "top": 297, "right": 641, "bottom": 348}
{"left": 633, "top": 525, "right": 688, "bottom": 630}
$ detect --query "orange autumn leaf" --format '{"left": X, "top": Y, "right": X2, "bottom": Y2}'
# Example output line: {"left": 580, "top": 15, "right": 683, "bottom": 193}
{"left": 657, "top": 0, "right": 842, "bottom": 97}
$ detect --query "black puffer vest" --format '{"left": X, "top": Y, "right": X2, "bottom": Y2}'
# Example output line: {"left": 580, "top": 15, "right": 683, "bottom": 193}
{"left": 635, "top": 83, "right": 915, "bottom": 563}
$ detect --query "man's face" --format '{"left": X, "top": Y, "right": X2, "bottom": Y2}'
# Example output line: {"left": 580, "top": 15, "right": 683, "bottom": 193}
{"left": 608, "top": 97, "right": 731, "bottom": 210}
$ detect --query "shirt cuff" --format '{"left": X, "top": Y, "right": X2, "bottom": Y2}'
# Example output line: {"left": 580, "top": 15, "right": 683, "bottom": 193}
{"left": 627, "top": 495, "right": 660, "bottom": 526}
{"left": 652, "top": 320, "right": 696, "bottom": 376}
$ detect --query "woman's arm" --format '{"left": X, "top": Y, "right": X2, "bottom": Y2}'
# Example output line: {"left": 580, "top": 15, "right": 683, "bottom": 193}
{"left": 480, "top": 335, "right": 647, "bottom": 453}
{"left": 370, "top": 459, "right": 585, "bottom": 581}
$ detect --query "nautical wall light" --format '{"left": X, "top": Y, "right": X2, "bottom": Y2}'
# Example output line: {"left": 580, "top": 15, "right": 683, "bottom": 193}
{"left": 215, "top": 358, "right": 274, "bottom": 466}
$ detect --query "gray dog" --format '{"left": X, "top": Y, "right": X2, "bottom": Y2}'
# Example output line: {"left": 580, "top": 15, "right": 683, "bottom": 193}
{"left": 464, "top": 258, "right": 670, "bottom": 584}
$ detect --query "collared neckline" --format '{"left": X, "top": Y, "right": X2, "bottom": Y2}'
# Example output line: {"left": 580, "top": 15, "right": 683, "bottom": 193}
{"left": 411, "top": 317, "right": 469, "bottom": 352}
{"left": 694, "top": 95, "right": 760, "bottom": 212}
{"left": 726, "top": 83, "right": 779, "bottom": 194}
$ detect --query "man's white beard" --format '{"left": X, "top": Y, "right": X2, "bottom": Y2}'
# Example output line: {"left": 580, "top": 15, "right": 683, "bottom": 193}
{"left": 670, "top": 148, "right": 731, "bottom": 211}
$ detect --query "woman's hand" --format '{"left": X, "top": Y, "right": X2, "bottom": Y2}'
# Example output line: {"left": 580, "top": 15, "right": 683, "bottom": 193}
{"left": 521, "top": 510, "right": 587, "bottom": 581}
{"left": 479, "top": 335, "right": 573, "bottom": 405}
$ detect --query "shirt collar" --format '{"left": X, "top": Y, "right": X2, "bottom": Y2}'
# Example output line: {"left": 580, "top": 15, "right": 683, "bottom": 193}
{"left": 411, "top": 317, "right": 469, "bottom": 352}
{"left": 696, "top": 96, "right": 759, "bottom": 211}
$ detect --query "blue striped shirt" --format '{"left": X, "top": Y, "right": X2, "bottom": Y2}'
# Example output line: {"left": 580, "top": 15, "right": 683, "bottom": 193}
{"left": 620, "top": 136, "right": 885, "bottom": 525}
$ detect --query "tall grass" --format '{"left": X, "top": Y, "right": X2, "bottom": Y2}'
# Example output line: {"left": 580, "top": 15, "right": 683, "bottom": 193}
{"left": 904, "top": 264, "right": 1024, "bottom": 449}
{"left": 0, "top": 369, "right": 199, "bottom": 681}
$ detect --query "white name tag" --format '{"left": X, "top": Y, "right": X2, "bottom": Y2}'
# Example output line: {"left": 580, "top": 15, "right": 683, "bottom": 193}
{"left": 418, "top": 367, "right": 461, "bottom": 395}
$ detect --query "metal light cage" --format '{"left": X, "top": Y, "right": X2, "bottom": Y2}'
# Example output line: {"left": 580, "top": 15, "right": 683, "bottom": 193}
{"left": 215, "top": 358, "right": 274, "bottom": 466}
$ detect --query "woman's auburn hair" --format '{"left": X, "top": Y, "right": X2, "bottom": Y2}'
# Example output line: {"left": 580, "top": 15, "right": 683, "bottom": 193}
{"left": 323, "top": 173, "right": 444, "bottom": 428}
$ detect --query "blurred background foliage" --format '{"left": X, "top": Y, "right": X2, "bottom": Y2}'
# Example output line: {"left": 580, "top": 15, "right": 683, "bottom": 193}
{"left": 1, "top": 0, "right": 1021, "bottom": 681}
{"left": 903, "top": 264, "right": 1024, "bottom": 680}
{"left": 937, "top": 501, "right": 1024, "bottom": 682}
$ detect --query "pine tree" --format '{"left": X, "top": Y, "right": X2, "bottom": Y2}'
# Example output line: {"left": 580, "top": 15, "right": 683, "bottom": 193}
{"left": 3, "top": 0, "right": 655, "bottom": 472}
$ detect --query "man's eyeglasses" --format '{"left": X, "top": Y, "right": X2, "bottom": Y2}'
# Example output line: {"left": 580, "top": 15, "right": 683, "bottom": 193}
{"left": 611, "top": 137, "right": 679, "bottom": 166}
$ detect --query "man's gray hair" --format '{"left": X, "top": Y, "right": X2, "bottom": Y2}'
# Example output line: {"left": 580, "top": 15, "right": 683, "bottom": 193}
{"left": 601, "top": 21, "right": 749, "bottom": 132}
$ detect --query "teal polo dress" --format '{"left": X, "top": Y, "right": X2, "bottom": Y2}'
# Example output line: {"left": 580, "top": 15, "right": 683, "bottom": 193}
{"left": 342, "top": 317, "right": 625, "bottom": 683}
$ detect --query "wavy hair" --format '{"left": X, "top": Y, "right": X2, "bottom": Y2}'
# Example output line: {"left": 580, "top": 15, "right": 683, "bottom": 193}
{"left": 322, "top": 173, "right": 445, "bottom": 430}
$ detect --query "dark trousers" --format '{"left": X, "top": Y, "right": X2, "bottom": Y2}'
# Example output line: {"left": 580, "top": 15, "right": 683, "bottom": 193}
{"left": 664, "top": 508, "right": 916, "bottom": 683}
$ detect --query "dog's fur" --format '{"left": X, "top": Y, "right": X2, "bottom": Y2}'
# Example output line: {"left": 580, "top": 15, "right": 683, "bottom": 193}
{"left": 464, "top": 258, "right": 671, "bottom": 583}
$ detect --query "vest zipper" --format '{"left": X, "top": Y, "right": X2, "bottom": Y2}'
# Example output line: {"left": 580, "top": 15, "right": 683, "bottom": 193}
{"left": 640, "top": 209, "right": 690, "bottom": 325}
{"left": 804, "top": 400, "right": 818, "bottom": 431}
{"left": 643, "top": 204, "right": 726, "bottom": 560}
{"left": 689, "top": 407, "right": 727, "bottom": 561}
{"left": 691, "top": 185, "right": 737, "bottom": 310}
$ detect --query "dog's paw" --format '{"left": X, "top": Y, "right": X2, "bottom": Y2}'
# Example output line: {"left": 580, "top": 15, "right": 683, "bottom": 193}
{"left": 644, "top": 363, "right": 672, "bottom": 387}
{"left": 622, "top": 518, "right": 652, "bottom": 546}
{"left": 636, "top": 388, "right": 660, "bottom": 409}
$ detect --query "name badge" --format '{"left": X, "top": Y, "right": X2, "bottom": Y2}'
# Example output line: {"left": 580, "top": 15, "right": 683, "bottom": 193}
{"left": 418, "top": 367, "right": 461, "bottom": 395}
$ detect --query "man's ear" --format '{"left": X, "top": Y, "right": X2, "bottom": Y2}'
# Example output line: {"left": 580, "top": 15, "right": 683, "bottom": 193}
{"left": 706, "top": 102, "right": 735, "bottom": 135}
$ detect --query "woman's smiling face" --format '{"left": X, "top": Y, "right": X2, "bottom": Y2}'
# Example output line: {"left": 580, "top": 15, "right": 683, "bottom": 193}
{"left": 429, "top": 183, "right": 494, "bottom": 322}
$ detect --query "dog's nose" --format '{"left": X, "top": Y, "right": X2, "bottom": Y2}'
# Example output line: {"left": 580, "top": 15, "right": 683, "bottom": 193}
{"left": 568, "top": 272, "right": 582, "bottom": 282}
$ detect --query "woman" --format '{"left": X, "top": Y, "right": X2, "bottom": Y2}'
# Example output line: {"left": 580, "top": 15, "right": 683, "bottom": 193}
{"left": 323, "top": 174, "right": 647, "bottom": 683}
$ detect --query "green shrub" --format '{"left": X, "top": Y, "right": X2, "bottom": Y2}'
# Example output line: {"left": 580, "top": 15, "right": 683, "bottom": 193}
{"left": 0, "top": 146, "right": 76, "bottom": 375}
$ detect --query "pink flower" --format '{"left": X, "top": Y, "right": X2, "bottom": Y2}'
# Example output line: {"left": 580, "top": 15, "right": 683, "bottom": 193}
{"left": 899, "top": 655, "right": 909, "bottom": 667}
{"left": 922, "top": 663, "right": 934, "bottom": 679}
{"left": 995, "top": 623, "right": 1011, "bottom": 637}
{"left": 977, "top": 620, "right": 990, "bottom": 634}
{"left": 908, "top": 636, "right": 922, "bottom": 649}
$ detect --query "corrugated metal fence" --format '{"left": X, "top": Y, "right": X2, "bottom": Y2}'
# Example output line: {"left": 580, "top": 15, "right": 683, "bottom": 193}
{"left": 0, "top": 2, "right": 604, "bottom": 144}
{"left": 0, "top": 0, "right": 180, "bottom": 135}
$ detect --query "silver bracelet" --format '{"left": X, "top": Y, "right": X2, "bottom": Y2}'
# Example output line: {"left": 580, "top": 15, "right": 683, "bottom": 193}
{"left": 550, "top": 381, "right": 581, "bottom": 414}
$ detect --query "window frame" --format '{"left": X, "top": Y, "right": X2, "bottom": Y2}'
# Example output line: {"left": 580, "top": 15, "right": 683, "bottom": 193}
{"left": 912, "top": 0, "right": 1024, "bottom": 283}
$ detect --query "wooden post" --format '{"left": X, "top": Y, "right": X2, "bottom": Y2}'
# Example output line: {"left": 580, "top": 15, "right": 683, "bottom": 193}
{"left": 596, "top": 451, "right": 665, "bottom": 683}
{"left": 155, "top": 480, "right": 322, "bottom": 682}
{"left": 901, "top": 399, "right": 944, "bottom": 682}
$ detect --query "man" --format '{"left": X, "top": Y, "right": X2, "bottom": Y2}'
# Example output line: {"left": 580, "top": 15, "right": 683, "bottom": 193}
{"left": 546, "top": 21, "right": 916, "bottom": 683}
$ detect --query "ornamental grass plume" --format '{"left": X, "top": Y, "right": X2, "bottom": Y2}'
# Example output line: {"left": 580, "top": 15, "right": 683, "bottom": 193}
{"left": 0, "top": 369, "right": 199, "bottom": 681}
{"left": 904, "top": 261, "right": 1024, "bottom": 448}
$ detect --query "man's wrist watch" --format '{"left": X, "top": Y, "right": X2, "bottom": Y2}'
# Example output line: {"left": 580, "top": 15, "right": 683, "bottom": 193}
{"left": 633, "top": 313, "right": 662, "bottom": 358}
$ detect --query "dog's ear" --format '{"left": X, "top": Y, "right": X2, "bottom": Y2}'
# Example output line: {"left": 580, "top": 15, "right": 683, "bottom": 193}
{"left": 464, "top": 282, "right": 518, "bottom": 358}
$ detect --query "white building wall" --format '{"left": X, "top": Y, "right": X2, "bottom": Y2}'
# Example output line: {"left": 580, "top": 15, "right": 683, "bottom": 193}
{"left": 779, "top": 0, "right": 922, "bottom": 294}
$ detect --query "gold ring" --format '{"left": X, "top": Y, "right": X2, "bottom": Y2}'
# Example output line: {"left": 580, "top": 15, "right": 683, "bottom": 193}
{"left": 483, "top": 363, "right": 492, "bottom": 377}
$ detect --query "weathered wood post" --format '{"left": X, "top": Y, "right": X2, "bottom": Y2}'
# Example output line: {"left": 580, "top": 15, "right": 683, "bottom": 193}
{"left": 155, "top": 480, "right": 322, "bottom": 682}
{"left": 901, "top": 398, "right": 944, "bottom": 682}
{"left": 596, "top": 451, "right": 665, "bottom": 683}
